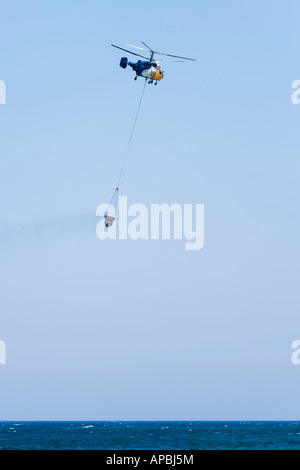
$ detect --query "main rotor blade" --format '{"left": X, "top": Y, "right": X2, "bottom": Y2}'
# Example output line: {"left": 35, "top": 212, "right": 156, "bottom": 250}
{"left": 125, "top": 44, "right": 148, "bottom": 51}
{"left": 155, "top": 59, "right": 185, "bottom": 63}
{"left": 111, "top": 44, "right": 149, "bottom": 60}
{"left": 141, "top": 42, "right": 153, "bottom": 51}
{"left": 155, "top": 51, "right": 196, "bottom": 61}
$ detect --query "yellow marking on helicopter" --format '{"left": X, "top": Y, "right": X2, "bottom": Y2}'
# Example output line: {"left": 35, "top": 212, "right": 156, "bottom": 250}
{"left": 151, "top": 66, "right": 164, "bottom": 81}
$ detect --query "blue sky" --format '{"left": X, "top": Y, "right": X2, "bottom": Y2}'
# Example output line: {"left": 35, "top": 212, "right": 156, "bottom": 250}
{"left": 0, "top": 0, "right": 300, "bottom": 420}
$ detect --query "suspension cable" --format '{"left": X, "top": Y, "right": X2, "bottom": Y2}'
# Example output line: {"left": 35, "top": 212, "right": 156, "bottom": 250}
{"left": 116, "top": 79, "right": 147, "bottom": 190}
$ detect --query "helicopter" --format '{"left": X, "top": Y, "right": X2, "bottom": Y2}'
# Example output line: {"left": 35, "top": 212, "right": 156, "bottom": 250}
{"left": 111, "top": 42, "right": 195, "bottom": 85}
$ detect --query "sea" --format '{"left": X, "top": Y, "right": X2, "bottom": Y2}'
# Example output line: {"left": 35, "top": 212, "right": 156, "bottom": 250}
{"left": 1, "top": 421, "right": 300, "bottom": 450}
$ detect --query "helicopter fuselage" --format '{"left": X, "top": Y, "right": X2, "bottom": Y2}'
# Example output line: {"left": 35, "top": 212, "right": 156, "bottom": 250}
{"left": 120, "top": 57, "right": 163, "bottom": 82}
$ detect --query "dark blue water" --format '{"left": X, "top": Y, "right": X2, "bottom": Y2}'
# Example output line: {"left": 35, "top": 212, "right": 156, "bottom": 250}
{"left": 1, "top": 421, "right": 300, "bottom": 450}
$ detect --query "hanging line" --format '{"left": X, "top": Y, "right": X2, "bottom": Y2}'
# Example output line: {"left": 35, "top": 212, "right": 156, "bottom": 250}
{"left": 105, "top": 186, "right": 119, "bottom": 218}
{"left": 105, "top": 79, "right": 147, "bottom": 226}
{"left": 116, "top": 78, "right": 147, "bottom": 190}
